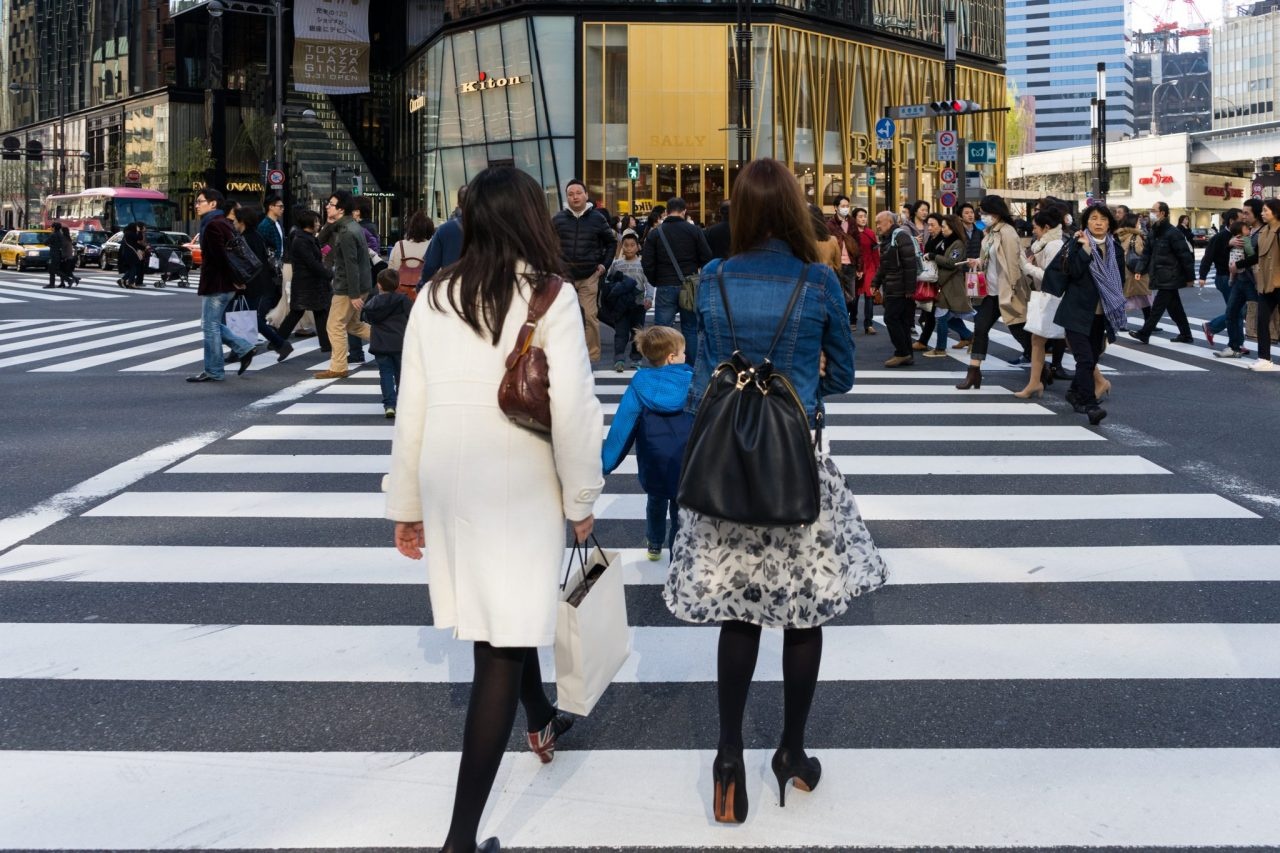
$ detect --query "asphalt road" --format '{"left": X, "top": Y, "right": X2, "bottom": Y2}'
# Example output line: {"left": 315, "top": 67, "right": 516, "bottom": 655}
{"left": 1, "top": 261, "right": 1279, "bottom": 852}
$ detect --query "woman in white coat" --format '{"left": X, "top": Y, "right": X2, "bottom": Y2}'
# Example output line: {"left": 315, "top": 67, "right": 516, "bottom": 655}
{"left": 1015, "top": 208, "right": 1067, "bottom": 398}
{"left": 385, "top": 168, "right": 604, "bottom": 853}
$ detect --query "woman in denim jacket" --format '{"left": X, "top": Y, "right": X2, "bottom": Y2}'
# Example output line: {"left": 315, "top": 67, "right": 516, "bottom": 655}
{"left": 664, "top": 158, "right": 887, "bottom": 825}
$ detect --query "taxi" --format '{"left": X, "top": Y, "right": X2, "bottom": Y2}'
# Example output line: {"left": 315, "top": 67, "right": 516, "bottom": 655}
{"left": 0, "top": 230, "right": 53, "bottom": 270}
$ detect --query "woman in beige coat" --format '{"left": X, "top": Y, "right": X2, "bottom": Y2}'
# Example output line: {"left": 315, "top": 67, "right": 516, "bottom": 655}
{"left": 958, "top": 195, "right": 1030, "bottom": 389}
{"left": 1249, "top": 198, "right": 1280, "bottom": 372}
{"left": 385, "top": 168, "right": 604, "bottom": 853}
{"left": 1015, "top": 209, "right": 1067, "bottom": 398}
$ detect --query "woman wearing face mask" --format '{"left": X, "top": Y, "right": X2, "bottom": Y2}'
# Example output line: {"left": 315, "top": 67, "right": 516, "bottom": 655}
{"left": 1015, "top": 208, "right": 1069, "bottom": 398}
{"left": 925, "top": 214, "right": 975, "bottom": 357}
{"left": 1246, "top": 198, "right": 1280, "bottom": 372}
{"left": 958, "top": 196, "right": 1031, "bottom": 390}
{"left": 1053, "top": 204, "right": 1130, "bottom": 424}
{"left": 1129, "top": 201, "right": 1195, "bottom": 344}
{"left": 828, "top": 196, "right": 861, "bottom": 326}
{"left": 852, "top": 207, "right": 878, "bottom": 334}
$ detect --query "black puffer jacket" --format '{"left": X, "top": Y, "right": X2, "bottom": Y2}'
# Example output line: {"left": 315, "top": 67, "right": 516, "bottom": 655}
{"left": 871, "top": 229, "right": 919, "bottom": 297}
{"left": 287, "top": 229, "right": 332, "bottom": 312}
{"left": 1139, "top": 219, "right": 1194, "bottom": 290}
{"left": 552, "top": 205, "right": 615, "bottom": 279}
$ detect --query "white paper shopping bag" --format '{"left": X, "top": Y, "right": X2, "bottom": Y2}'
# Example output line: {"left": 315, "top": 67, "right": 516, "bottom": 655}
{"left": 554, "top": 540, "right": 630, "bottom": 716}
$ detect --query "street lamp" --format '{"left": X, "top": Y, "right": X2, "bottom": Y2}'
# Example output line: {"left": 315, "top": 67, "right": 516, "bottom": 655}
{"left": 1151, "top": 80, "right": 1178, "bottom": 137}
{"left": 1213, "top": 95, "right": 1242, "bottom": 123}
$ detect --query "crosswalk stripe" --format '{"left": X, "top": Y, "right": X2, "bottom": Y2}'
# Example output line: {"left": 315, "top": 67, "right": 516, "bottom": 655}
{"left": 611, "top": 453, "right": 1168, "bottom": 476}
{"left": 1127, "top": 320, "right": 1262, "bottom": 368}
{"left": 0, "top": 319, "right": 113, "bottom": 344}
{"left": 71, "top": 281, "right": 174, "bottom": 296}
{"left": 0, "top": 283, "right": 78, "bottom": 301}
{"left": 0, "top": 320, "right": 198, "bottom": 369}
{"left": 248, "top": 336, "right": 322, "bottom": 370}
{"left": 7, "top": 747, "right": 1277, "bottom": 849}
{"left": 226, "top": 423, "right": 1106, "bottom": 443}
{"left": 81, "top": 490, "right": 1255, "bottom": 520}
{"left": 6, "top": 543, "right": 1275, "bottom": 586}
{"left": 122, "top": 345, "right": 208, "bottom": 372}
{"left": 4, "top": 543, "right": 1277, "bottom": 586}
{"left": 279, "top": 400, "right": 1058, "bottom": 418}
{"left": 0, "top": 318, "right": 51, "bottom": 329}
{"left": 167, "top": 453, "right": 391, "bottom": 473}
{"left": 0, "top": 294, "right": 22, "bottom": 303}
{"left": 30, "top": 332, "right": 206, "bottom": 372}
{"left": 0, "top": 279, "right": 128, "bottom": 299}
{"left": 321, "top": 382, "right": 1014, "bottom": 397}
{"left": 0, "top": 319, "right": 167, "bottom": 354}
{"left": 3, "top": 621, "right": 1278, "bottom": 681}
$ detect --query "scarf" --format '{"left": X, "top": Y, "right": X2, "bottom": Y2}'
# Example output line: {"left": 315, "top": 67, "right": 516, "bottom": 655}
{"left": 1089, "top": 235, "right": 1128, "bottom": 339}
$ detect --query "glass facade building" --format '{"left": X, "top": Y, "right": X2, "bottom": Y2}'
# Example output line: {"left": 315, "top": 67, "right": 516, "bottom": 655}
{"left": 395, "top": 1, "right": 1008, "bottom": 222}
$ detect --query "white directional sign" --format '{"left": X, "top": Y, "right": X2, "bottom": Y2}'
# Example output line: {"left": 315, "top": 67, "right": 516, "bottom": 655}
{"left": 937, "top": 130, "right": 958, "bottom": 161}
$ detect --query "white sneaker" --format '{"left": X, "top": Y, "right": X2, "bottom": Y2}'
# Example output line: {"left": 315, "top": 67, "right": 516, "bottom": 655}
{"left": 1215, "top": 347, "right": 1243, "bottom": 359}
{"left": 1249, "top": 359, "right": 1277, "bottom": 372}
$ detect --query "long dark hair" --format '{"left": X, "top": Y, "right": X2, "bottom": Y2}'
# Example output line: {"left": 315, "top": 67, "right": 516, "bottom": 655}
{"left": 729, "top": 158, "right": 817, "bottom": 262}
{"left": 428, "top": 167, "right": 566, "bottom": 345}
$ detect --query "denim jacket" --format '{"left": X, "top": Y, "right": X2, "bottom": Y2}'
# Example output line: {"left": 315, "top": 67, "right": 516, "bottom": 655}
{"left": 688, "top": 239, "right": 855, "bottom": 425}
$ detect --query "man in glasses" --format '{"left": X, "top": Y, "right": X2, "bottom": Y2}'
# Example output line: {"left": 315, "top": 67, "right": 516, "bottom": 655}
{"left": 187, "top": 188, "right": 256, "bottom": 382}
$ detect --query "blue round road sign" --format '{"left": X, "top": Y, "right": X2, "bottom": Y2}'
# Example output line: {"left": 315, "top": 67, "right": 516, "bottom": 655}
{"left": 875, "top": 118, "right": 896, "bottom": 140}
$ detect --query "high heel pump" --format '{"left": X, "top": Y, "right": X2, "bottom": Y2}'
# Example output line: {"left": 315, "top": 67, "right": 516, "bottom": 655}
{"left": 1013, "top": 383, "right": 1044, "bottom": 399}
{"left": 772, "top": 748, "right": 822, "bottom": 808}
{"left": 1094, "top": 378, "right": 1112, "bottom": 402}
{"left": 712, "top": 748, "right": 748, "bottom": 824}
{"left": 955, "top": 364, "right": 982, "bottom": 390}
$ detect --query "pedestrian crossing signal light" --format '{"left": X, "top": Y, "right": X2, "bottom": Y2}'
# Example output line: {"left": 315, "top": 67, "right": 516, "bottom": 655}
{"left": 351, "top": 175, "right": 363, "bottom": 196}
{"left": 930, "top": 100, "right": 982, "bottom": 116}
{"left": 627, "top": 157, "right": 640, "bottom": 181}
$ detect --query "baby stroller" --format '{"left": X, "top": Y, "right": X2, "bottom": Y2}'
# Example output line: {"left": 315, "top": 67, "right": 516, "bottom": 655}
{"left": 157, "top": 250, "right": 190, "bottom": 288}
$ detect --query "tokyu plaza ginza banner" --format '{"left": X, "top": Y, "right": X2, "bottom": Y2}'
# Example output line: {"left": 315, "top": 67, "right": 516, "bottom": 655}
{"left": 293, "top": 0, "right": 370, "bottom": 94}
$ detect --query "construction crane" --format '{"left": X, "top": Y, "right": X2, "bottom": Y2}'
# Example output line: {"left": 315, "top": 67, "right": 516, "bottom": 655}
{"left": 1132, "top": 0, "right": 1211, "bottom": 52}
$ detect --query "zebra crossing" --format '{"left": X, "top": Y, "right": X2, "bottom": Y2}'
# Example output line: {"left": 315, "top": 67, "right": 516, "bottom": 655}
{"left": 0, "top": 316, "right": 330, "bottom": 374}
{"left": 1, "top": 363, "right": 1277, "bottom": 851}
{"left": 0, "top": 268, "right": 200, "bottom": 302}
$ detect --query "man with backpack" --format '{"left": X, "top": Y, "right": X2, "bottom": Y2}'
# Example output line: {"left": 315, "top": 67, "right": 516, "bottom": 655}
{"left": 872, "top": 211, "right": 920, "bottom": 367}
{"left": 642, "top": 196, "right": 712, "bottom": 368}
{"left": 1129, "top": 201, "right": 1195, "bottom": 344}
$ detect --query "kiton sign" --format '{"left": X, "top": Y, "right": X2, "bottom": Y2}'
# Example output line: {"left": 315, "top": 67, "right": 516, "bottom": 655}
{"left": 459, "top": 71, "right": 527, "bottom": 93}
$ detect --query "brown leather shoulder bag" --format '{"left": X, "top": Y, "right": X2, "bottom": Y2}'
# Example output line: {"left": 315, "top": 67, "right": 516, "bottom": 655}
{"left": 498, "top": 275, "right": 564, "bottom": 433}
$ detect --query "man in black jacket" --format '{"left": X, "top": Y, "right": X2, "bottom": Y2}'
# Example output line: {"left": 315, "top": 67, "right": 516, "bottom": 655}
{"left": 958, "top": 203, "right": 983, "bottom": 259}
{"left": 552, "top": 179, "right": 616, "bottom": 362}
{"left": 705, "top": 200, "right": 731, "bottom": 259}
{"left": 1131, "top": 201, "right": 1195, "bottom": 344}
{"left": 642, "top": 196, "right": 712, "bottom": 367}
{"left": 872, "top": 211, "right": 919, "bottom": 367}
{"left": 1197, "top": 208, "right": 1239, "bottom": 346}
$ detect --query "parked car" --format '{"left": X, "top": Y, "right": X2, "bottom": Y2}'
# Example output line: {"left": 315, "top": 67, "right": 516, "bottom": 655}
{"left": 101, "top": 230, "right": 194, "bottom": 271}
{"left": 70, "top": 229, "right": 110, "bottom": 267}
{"left": 0, "top": 229, "right": 53, "bottom": 270}
{"left": 1190, "top": 228, "right": 1210, "bottom": 249}
{"left": 184, "top": 233, "right": 202, "bottom": 267}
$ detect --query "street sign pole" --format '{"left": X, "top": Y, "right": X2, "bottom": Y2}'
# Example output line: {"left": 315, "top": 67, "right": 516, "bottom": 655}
{"left": 943, "top": 0, "right": 958, "bottom": 212}
{"left": 884, "top": 108, "right": 895, "bottom": 215}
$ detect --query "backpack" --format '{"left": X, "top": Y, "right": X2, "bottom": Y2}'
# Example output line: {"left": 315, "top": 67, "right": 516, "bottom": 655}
{"left": 395, "top": 241, "right": 422, "bottom": 301}
{"left": 891, "top": 227, "right": 925, "bottom": 276}
{"left": 636, "top": 407, "right": 694, "bottom": 500}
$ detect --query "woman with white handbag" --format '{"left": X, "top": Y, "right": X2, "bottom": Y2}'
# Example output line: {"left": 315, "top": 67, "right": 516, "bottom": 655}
{"left": 912, "top": 214, "right": 946, "bottom": 352}
{"left": 1015, "top": 209, "right": 1068, "bottom": 398}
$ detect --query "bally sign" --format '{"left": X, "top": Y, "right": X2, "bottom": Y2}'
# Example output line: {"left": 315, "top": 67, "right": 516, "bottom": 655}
{"left": 460, "top": 71, "right": 527, "bottom": 93}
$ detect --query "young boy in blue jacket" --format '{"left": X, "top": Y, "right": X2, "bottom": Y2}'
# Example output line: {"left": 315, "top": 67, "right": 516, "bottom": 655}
{"left": 601, "top": 326, "right": 694, "bottom": 560}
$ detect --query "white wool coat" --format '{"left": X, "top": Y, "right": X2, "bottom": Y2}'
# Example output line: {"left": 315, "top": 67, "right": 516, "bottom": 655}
{"left": 385, "top": 264, "right": 604, "bottom": 647}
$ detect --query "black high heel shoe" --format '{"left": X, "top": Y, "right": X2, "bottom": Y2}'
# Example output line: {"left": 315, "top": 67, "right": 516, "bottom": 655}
{"left": 712, "top": 747, "right": 748, "bottom": 824}
{"left": 772, "top": 748, "right": 822, "bottom": 808}
{"left": 476, "top": 838, "right": 501, "bottom": 852}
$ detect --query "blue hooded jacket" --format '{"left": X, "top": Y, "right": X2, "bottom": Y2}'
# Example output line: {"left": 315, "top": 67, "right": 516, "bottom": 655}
{"left": 602, "top": 363, "right": 694, "bottom": 499}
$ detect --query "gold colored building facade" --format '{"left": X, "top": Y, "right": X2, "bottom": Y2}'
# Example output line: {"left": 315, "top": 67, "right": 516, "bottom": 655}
{"left": 585, "top": 22, "right": 1006, "bottom": 222}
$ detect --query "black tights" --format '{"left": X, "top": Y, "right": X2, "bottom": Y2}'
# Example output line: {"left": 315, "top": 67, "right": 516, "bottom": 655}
{"left": 442, "top": 642, "right": 556, "bottom": 853}
{"left": 717, "top": 621, "right": 823, "bottom": 752}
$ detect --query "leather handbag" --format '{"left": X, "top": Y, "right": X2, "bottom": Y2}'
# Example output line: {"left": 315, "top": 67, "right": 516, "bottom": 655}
{"left": 677, "top": 265, "right": 821, "bottom": 527}
{"left": 498, "top": 275, "right": 564, "bottom": 433}
{"left": 225, "top": 233, "right": 264, "bottom": 285}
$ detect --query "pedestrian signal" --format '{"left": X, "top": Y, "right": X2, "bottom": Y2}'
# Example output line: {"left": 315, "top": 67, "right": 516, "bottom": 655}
{"left": 929, "top": 100, "right": 982, "bottom": 116}
{"left": 627, "top": 157, "right": 640, "bottom": 181}
{"left": 351, "top": 174, "right": 363, "bottom": 196}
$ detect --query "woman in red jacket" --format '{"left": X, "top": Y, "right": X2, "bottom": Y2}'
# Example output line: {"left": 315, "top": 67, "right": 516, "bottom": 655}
{"left": 853, "top": 207, "right": 878, "bottom": 335}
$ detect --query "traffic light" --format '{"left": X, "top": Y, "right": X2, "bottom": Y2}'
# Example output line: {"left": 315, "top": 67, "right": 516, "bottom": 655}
{"left": 24, "top": 139, "right": 42, "bottom": 162}
{"left": 866, "top": 166, "right": 877, "bottom": 187}
{"left": 351, "top": 173, "right": 363, "bottom": 196}
{"left": 1, "top": 136, "right": 19, "bottom": 161}
{"left": 929, "top": 100, "right": 982, "bottom": 116}
{"left": 627, "top": 157, "right": 640, "bottom": 181}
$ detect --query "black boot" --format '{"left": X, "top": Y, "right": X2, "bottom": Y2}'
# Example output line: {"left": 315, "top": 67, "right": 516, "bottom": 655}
{"left": 955, "top": 364, "right": 982, "bottom": 390}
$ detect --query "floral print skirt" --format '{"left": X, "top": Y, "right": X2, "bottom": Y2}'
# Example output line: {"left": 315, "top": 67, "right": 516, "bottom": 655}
{"left": 663, "top": 454, "right": 888, "bottom": 629}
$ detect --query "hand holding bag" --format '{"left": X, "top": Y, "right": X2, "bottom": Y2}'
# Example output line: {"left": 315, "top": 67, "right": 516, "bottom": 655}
{"left": 912, "top": 280, "right": 938, "bottom": 302}
{"left": 555, "top": 538, "right": 630, "bottom": 716}
{"left": 965, "top": 270, "right": 988, "bottom": 299}
{"left": 678, "top": 265, "right": 822, "bottom": 527}
{"left": 224, "top": 294, "right": 258, "bottom": 347}
{"left": 1024, "top": 290, "right": 1066, "bottom": 339}
{"left": 498, "top": 276, "right": 564, "bottom": 432}
{"left": 916, "top": 257, "right": 939, "bottom": 283}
